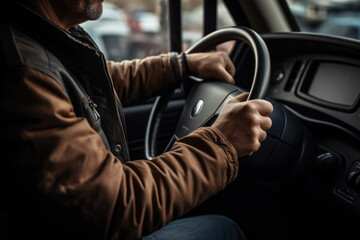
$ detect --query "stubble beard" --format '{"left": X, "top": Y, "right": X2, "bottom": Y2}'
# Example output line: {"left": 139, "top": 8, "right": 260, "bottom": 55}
{"left": 63, "top": 0, "right": 103, "bottom": 25}
{"left": 80, "top": 0, "right": 103, "bottom": 21}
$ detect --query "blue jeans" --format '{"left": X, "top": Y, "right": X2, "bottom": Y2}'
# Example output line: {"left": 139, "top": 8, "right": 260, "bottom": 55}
{"left": 142, "top": 215, "right": 246, "bottom": 240}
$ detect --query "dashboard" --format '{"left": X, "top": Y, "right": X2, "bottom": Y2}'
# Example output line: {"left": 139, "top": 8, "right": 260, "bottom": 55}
{"left": 236, "top": 32, "right": 360, "bottom": 135}
{"left": 233, "top": 32, "right": 360, "bottom": 237}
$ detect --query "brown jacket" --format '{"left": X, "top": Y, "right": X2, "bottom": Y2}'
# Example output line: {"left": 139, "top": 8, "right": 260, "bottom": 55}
{"left": 0, "top": 2, "right": 239, "bottom": 239}
{"left": 2, "top": 58, "right": 238, "bottom": 240}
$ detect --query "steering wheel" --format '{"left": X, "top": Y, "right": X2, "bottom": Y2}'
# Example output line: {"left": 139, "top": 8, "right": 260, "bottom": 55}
{"left": 145, "top": 27, "right": 271, "bottom": 160}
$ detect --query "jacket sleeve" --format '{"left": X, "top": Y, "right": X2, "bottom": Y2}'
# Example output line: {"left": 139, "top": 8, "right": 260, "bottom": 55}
{"left": 106, "top": 54, "right": 179, "bottom": 106}
{"left": 2, "top": 67, "right": 238, "bottom": 239}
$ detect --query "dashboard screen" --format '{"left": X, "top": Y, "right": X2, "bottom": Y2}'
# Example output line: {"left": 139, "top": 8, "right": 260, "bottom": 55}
{"left": 308, "top": 62, "right": 360, "bottom": 106}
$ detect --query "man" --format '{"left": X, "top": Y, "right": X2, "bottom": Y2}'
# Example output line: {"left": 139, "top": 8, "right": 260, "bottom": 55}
{"left": 0, "top": 0, "right": 273, "bottom": 239}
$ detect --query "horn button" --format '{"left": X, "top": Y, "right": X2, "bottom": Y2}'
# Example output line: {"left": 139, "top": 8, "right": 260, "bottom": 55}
{"left": 191, "top": 100, "right": 204, "bottom": 117}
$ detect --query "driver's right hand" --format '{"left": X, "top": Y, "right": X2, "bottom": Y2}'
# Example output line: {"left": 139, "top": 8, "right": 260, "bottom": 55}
{"left": 212, "top": 92, "right": 273, "bottom": 157}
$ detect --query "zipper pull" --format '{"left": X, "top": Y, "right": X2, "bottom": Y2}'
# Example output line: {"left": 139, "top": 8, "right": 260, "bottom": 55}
{"left": 89, "top": 99, "right": 100, "bottom": 121}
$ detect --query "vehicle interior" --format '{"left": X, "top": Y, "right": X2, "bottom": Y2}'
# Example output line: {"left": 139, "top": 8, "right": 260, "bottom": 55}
{"left": 91, "top": 0, "right": 360, "bottom": 239}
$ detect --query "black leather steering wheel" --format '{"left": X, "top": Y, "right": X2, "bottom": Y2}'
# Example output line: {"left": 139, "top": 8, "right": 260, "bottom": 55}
{"left": 145, "top": 27, "right": 271, "bottom": 160}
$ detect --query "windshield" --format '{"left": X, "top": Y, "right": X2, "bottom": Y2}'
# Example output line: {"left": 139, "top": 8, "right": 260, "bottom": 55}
{"left": 287, "top": 0, "right": 360, "bottom": 40}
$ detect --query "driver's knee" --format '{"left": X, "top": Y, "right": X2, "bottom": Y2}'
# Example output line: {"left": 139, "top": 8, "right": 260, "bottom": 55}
{"left": 142, "top": 214, "right": 246, "bottom": 240}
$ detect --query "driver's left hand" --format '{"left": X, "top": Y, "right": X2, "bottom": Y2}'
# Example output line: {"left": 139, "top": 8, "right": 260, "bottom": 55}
{"left": 185, "top": 52, "right": 236, "bottom": 84}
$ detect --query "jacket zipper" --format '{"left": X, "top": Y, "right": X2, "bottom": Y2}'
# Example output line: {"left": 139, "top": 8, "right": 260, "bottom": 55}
{"left": 88, "top": 98, "right": 100, "bottom": 121}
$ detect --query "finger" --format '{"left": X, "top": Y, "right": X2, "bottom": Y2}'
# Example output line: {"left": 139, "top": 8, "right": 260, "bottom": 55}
{"left": 222, "top": 54, "right": 236, "bottom": 76}
{"left": 250, "top": 99, "right": 273, "bottom": 116}
{"left": 260, "top": 116, "right": 272, "bottom": 130}
{"left": 214, "top": 65, "right": 235, "bottom": 84}
{"left": 259, "top": 129, "right": 267, "bottom": 142}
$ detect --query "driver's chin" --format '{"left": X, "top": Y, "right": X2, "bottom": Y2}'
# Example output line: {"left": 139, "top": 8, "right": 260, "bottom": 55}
{"left": 83, "top": 1, "right": 103, "bottom": 21}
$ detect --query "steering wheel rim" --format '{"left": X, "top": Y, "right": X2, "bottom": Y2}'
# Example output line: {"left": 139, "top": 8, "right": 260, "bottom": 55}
{"left": 145, "top": 26, "right": 271, "bottom": 160}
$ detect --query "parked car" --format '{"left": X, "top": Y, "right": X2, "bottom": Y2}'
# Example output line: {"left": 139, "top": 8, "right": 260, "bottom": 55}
{"left": 125, "top": 10, "right": 161, "bottom": 34}
{"left": 81, "top": 3, "right": 130, "bottom": 61}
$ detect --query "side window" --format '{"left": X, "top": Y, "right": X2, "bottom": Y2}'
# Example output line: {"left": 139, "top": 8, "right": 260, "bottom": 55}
{"left": 216, "top": 2, "right": 236, "bottom": 53}
{"left": 287, "top": 0, "right": 360, "bottom": 41}
{"left": 81, "top": 1, "right": 169, "bottom": 61}
{"left": 181, "top": 0, "right": 236, "bottom": 52}
{"left": 182, "top": 0, "right": 204, "bottom": 51}
{"left": 81, "top": 1, "right": 236, "bottom": 61}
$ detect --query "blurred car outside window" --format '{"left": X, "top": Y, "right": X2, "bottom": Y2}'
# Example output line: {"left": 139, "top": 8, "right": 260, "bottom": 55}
{"left": 127, "top": 10, "right": 161, "bottom": 34}
{"left": 286, "top": 0, "right": 360, "bottom": 40}
{"left": 81, "top": 0, "right": 236, "bottom": 62}
{"left": 81, "top": 0, "right": 169, "bottom": 61}
{"left": 81, "top": 2, "right": 131, "bottom": 61}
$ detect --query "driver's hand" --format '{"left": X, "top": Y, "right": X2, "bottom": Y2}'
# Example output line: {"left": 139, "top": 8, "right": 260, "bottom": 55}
{"left": 212, "top": 92, "right": 273, "bottom": 157}
{"left": 186, "top": 52, "right": 235, "bottom": 84}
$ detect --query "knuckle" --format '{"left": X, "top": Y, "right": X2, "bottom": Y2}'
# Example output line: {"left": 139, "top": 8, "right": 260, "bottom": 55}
{"left": 254, "top": 141, "right": 261, "bottom": 151}
{"left": 250, "top": 125, "right": 259, "bottom": 136}
{"left": 260, "top": 131, "right": 267, "bottom": 142}
{"left": 217, "top": 51, "right": 227, "bottom": 58}
{"left": 253, "top": 115, "right": 261, "bottom": 124}
{"left": 245, "top": 125, "right": 255, "bottom": 135}
{"left": 243, "top": 102, "right": 257, "bottom": 113}
{"left": 245, "top": 113, "right": 259, "bottom": 126}
{"left": 248, "top": 138, "right": 260, "bottom": 152}
{"left": 247, "top": 129, "right": 257, "bottom": 142}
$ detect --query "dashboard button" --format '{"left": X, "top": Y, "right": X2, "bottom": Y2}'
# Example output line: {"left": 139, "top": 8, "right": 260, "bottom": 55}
{"left": 315, "top": 152, "right": 341, "bottom": 176}
{"left": 347, "top": 171, "right": 360, "bottom": 188}
{"left": 271, "top": 68, "right": 284, "bottom": 84}
{"left": 355, "top": 175, "right": 360, "bottom": 192}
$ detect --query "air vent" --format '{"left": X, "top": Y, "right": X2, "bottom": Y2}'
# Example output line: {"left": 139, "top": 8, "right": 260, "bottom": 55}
{"left": 284, "top": 61, "right": 302, "bottom": 92}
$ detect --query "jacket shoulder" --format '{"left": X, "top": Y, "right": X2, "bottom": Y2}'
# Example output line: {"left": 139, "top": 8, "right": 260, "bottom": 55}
{"left": 0, "top": 23, "right": 63, "bottom": 81}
